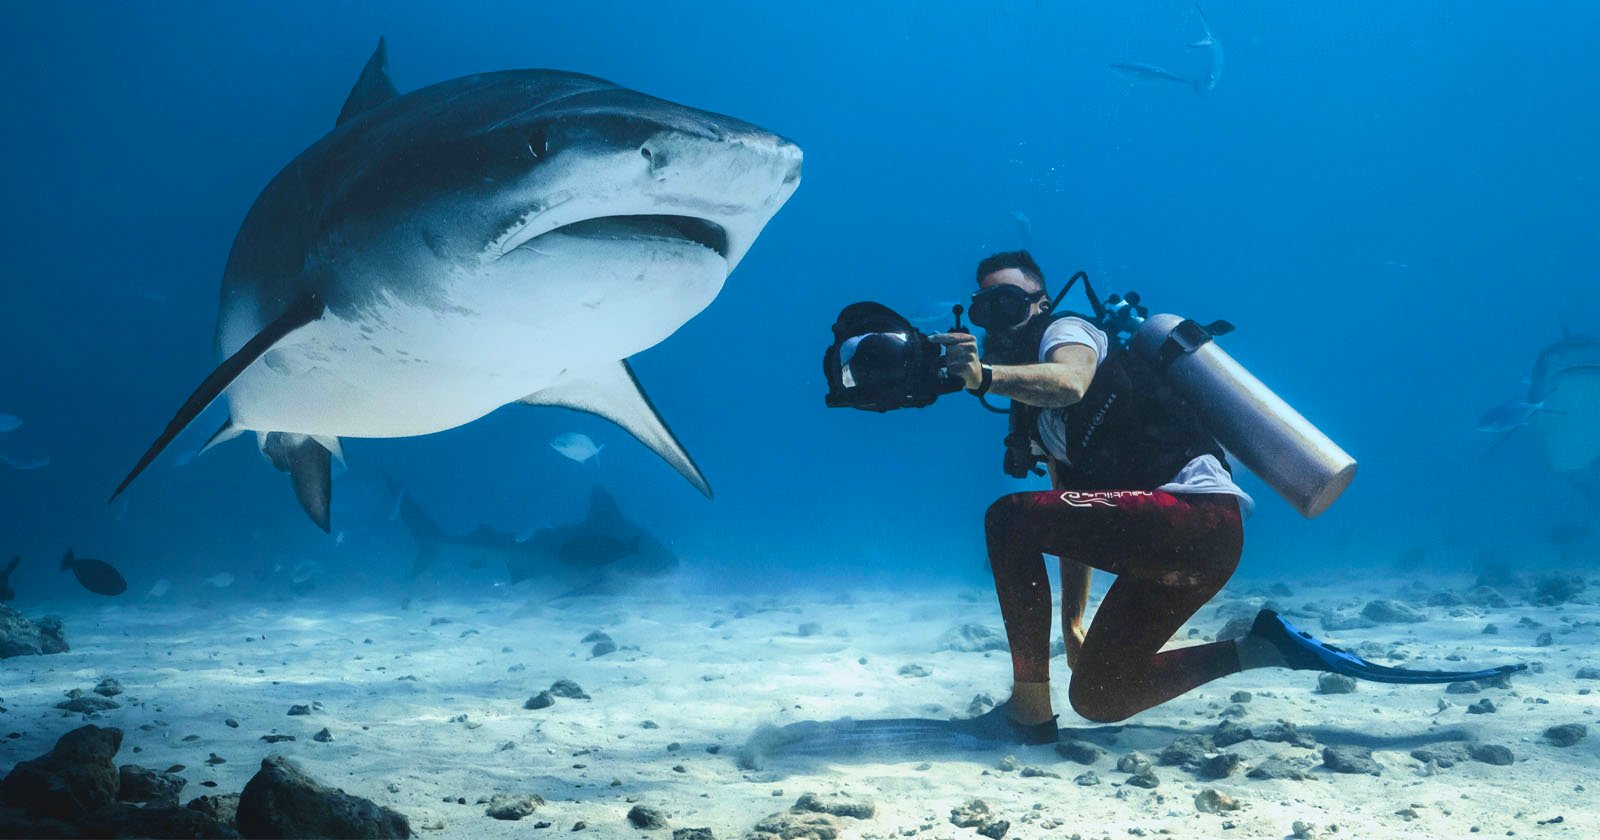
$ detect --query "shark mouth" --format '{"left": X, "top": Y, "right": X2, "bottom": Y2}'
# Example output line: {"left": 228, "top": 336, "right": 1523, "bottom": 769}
{"left": 503, "top": 214, "right": 729, "bottom": 261}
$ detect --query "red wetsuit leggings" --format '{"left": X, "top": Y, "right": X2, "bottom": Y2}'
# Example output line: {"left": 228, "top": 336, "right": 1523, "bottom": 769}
{"left": 985, "top": 489, "right": 1244, "bottom": 722}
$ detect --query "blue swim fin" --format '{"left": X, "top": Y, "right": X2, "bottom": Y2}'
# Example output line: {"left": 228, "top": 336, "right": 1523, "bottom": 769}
{"left": 1250, "top": 610, "right": 1526, "bottom": 685}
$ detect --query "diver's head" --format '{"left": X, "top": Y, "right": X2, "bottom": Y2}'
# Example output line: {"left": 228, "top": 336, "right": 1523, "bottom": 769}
{"left": 973, "top": 250, "right": 1050, "bottom": 362}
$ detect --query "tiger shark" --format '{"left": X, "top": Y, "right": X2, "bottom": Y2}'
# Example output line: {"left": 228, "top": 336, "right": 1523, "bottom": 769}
{"left": 1482, "top": 330, "right": 1600, "bottom": 507}
{"left": 111, "top": 40, "right": 803, "bottom": 530}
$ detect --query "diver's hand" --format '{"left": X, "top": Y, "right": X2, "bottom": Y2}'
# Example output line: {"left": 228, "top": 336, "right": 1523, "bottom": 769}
{"left": 929, "top": 332, "right": 982, "bottom": 389}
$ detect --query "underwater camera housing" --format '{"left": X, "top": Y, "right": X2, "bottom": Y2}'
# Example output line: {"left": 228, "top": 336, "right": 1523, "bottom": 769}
{"left": 822, "top": 302, "right": 967, "bottom": 412}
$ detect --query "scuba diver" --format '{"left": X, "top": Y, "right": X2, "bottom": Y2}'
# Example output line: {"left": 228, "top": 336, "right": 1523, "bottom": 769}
{"left": 912, "top": 251, "right": 1523, "bottom": 742}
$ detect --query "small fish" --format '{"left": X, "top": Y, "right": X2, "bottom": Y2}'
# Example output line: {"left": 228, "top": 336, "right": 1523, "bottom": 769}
{"left": 1109, "top": 61, "right": 1192, "bottom": 86}
{"left": 0, "top": 413, "right": 20, "bottom": 433}
{"left": 1477, "top": 398, "right": 1563, "bottom": 432}
{"left": 0, "top": 450, "right": 50, "bottom": 470}
{"left": 61, "top": 550, "right": 128, "bottom": 596}
{"left": 1010, "top": 211, "right": 1034, "bottom": 244}
{"left": 549, "top": 433, "right": 604, "bottom": 464}
{"left": 1189, "top": 3, "right": 1223, "bottom": 92}
{"left": 908, "top": 301, "right": 964, "bottom": 329}
{"left": 1, "top": 556, "right": 18, "bottom": 601}
{"left": 557, "top": 534, "right": 641, "bottom": 567}
{"left": 146, "top": 579, "right": 172, "bottom": 598}
{"left": 290, "top": 560, "right": 321, "bottom": 584}
{"left": 202, "top": 572, "right": 235, "bottom": 588}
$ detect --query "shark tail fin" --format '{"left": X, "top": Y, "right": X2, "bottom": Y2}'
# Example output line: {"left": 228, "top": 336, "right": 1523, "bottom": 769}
{"left": 110, "top": 292, "right": 324, "bottom": 503}
{"left": 519, "top": 360, "right": 711, "bottom": 498}
{"left": 385, "top": 476, "right": 449, "bottom": 578}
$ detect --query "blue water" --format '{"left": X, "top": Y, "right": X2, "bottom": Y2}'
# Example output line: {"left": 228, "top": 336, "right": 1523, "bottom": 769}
{"left": 2, "top": 1, "right": 1597, "bottom": 601}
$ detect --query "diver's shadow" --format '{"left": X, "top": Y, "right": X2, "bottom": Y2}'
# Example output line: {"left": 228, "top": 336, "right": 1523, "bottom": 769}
{"left": 735, "top": 714, "right": 1482, "bottom": 775}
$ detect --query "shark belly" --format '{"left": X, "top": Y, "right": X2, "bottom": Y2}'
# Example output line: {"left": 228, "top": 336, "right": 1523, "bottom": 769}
{"left": 224, "top": 224, "right": 728, "bottom": 438}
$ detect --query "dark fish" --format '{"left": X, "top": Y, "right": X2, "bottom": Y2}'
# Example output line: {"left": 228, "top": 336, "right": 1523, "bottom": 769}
{"left": 1477, "top": 398, "right": 1560, "bottom": 433}
{"left": 558, "top": 535, "right": 641, "bottom": 567}
{"left": 61, "top": 549, "right": 128, "bottom": 596}
{"left": 1549, "top": 523, "right": 1591, "bottom": 546}
{"left": 0, "top": 556, "right": 17, "bottom": 601}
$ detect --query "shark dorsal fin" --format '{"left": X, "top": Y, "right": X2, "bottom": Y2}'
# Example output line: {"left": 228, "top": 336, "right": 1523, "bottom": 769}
{"left": 584, "top": 487, "right": 627, "bottom": 530}
{"left": 338, "top": 38, "right": 399, "bottom": 128}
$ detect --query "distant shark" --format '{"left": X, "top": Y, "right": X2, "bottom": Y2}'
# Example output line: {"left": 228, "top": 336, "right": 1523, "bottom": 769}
{"left": 111, "top": 40, "right": 803, "bottom": 530}
{"left": 1110, "top": 4, "right": 1223, "bottom": 93}
{"left": 1483, "top": 330, "right": 1600, "bottom": 507}
{"left": 394, "top": 481, "right": 676, "bottom": 584}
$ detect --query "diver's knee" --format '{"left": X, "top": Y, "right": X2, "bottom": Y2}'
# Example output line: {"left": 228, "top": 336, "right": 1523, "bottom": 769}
{"left": 1068, "top": 675, "right": 1136, "bottom": 724}
{"left": 984, "top": 493, "right": 1030, "bottom": 536}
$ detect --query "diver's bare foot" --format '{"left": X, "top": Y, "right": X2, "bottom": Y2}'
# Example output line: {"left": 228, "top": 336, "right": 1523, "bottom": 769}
{"left": 1006, "top": 680, "right": 1055, "bottom": 725}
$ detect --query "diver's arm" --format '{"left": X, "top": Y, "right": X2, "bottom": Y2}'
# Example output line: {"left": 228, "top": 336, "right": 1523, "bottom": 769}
{"left": 988, "top": 344, "right": 1097, "bottom": 408}
{"left": 929, "top": 335, "right": 1097, "bottom": 408}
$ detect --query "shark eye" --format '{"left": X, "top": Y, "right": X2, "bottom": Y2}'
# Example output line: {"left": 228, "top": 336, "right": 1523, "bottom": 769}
{"left": 527, "top": 127, "right": 549, "bottom": 159}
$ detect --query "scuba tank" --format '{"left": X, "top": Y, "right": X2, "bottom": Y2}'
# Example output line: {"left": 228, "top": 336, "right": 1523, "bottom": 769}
{"left": 1129, "top": 314, "right": 1357, "bottom": 518}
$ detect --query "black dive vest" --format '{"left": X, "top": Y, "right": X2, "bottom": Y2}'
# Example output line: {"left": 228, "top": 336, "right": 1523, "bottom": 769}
{"left": 1027, "top": 345, "right": 1228, "bottom": 491}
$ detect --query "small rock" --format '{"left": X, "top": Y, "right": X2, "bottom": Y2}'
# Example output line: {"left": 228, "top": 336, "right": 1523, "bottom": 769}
{"left": 897, "top": 664, "right": 931, "bottom": 678}
{"left": 1125, "top": 766, "right": 1160, "bottom": 788}
{"left": 524, "top": 691, "right": 555, "bottom": 710}
{"left": 1322, "top": 745, "right": 1381, "bottom": 775}
{"left": 1019, "top": 766, "right": 1060, "bottom": 779}
{"left": 93, "top": 678, "right": 123, "bottom": 698}
{"left": 1074, "top": 771, "right": 1100, "bottom": 786}
{"left": 1230, "top": 691, "right": 1253, "bottom": 703}
{"left": 591, "top": 640, "right": 618, "bottom": 657}
{"left": 672, "top": 830, "right": 715, "bottom": 840}
{"left": 627, "top": 804, "right": 667, "bottom": 829}
{"left": 1157, "top": 735, "right": 1213, "bottom": 769}
{"left": 1445, "top": 680, "right": 1483, "bottom": 694}
{"left": 1291, "top": 820, "right": 1318, "bottom": 840}
{"left": 1533, "top": 573, "right": 1585, "bottom": 605}
{"left": 966, "top": 693, "right": 996, "bottom": 717}
{"left": 236, "top": 754, "right": 409, "bottom": 838}
{"left": 1198, "top": 752, "right": 1241, "bottom": 780}
{"left": 1054, "top": 740, "right": 1103, "bottom": 765}
{"left": 1116, "top": 752, "right": 1152, "bottom": 774}
{"left": 1212, "top": 719, "right": 1253, "bottom": 747}
{"left": 793, "top": 792, "right": 875, "bottom": 819}
{"left": 1467, "top": 743, "right": 1513, "bottom": 766}
{"left": 1466, "top": 699, "right": 1496, "bottom": 714}
{"left": 1574, "top": 667, "right": 1600, "bottom": 680}
{"left": 1317, "top": 673, "right": 1357, "bottom": 694}
{"left": 314, "top": 727, "right": 334, "bottom": 742}
{"left": 1535, "top": 631, "right": 1554, "bottom": 647}
{"left": 485, "top": 793, "right": 544, "bottom": 821}
{"left": 1543, "top": 724, "right": 1587, "bottom": 747}
{"left": 1194, "top": 788, "right": 1241, "bottom": 814}
{"left": 796, "top": 622, "right": 822, "bottom": 637}
{"left": 1410, "top": 743, "right": 1471, "bottom": 768}
{"left": 549, "top": 679, "right": 590, "bottom": 699}
{"left": 287, "top": 704, "right": 312, "bottom": 716}
{"left": 260, "top": 734, "right": 296, "bottom": 743}
{"left": 1361, "top": 599, "right": 1426, "bottom": 624}
{"left": 933, "top": 623, "right": 1009, "bottom": 653}
{"left": 1246, "top": 756, "right": 1308, "bottom": 781}
{"left": 225, "top": 718, "right": 239, "bottom": 728}
{"left": 118, "top": 764, "right": 186, "bottom": 807}
{"left": 56, "top": 695, "right": 121, "bottom": 714}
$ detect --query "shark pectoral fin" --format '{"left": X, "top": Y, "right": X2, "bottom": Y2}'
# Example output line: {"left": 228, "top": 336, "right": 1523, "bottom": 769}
{"left": 261, "top": 432, "right": 334, "bottom": 533}
{"left": 519, "top": 361, "right": 712, "bottom": 498}
{"left": 338, "top": 37, "right": 399, "bottom": 127}
{"left": 313, "top": 435, "right": 347, "bottom": 466}
{"left": 198, "top": 418, "right": 245, "bottom": 457}
{"left": 111, "top": 293, "right": 324, "bottom": 503}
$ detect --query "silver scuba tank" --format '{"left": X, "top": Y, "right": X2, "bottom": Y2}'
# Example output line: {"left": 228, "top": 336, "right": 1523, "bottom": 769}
{"left": 1129, "top": 313, "right": 1356, "bottom": 518}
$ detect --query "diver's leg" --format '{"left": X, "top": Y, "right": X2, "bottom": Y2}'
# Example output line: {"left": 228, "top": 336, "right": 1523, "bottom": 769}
{"left": 983, "top": 492, "right": 1064, "bottom": 725}
{"left": 1042, "top": 492, "right": 1244, "bottom": 721}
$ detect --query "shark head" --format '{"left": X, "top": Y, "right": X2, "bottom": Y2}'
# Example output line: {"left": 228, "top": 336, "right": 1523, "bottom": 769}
{"left": 114, "top": 40, "right": 802, "bottom": 529}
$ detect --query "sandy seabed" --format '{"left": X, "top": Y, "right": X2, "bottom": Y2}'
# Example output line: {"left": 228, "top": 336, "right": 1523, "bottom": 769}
{"left": 2, "top": 571, "right": 1595, "bottom": 839}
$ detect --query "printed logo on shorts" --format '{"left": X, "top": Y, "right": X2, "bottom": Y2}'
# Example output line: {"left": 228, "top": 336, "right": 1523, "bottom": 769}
{"left": 1059, "top": 490, "right": 1153, "bottom": 508}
